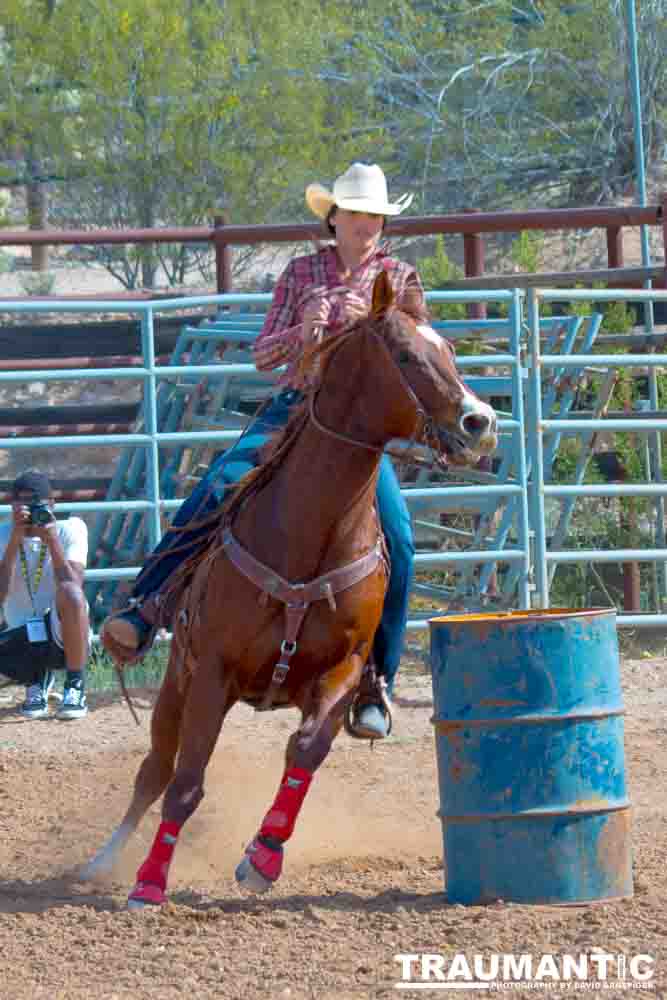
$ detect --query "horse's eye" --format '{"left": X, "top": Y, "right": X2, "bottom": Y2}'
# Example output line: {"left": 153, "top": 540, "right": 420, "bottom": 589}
{"left": 398, "top": 351, "right": 411, "bottom": 366}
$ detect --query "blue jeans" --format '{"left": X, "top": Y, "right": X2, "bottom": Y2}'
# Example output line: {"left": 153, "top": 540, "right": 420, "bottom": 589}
{"left": 133, "top": 389, "right": 414, "bottom": 693}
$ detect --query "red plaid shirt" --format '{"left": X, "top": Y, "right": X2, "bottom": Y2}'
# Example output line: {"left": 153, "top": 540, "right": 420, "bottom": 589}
{"left": 253, "top": 244, "right": 425, "bottom": 386}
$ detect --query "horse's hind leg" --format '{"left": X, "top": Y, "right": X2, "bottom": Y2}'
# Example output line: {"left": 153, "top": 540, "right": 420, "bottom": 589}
{"left": 81, "top": 655, "right": 186, "bottom": 881}
{"left": 128, "top": 657, "right": 233, "bottom": 908}
{"left": 236, "top": 652, "right": 364, "bottom": 893}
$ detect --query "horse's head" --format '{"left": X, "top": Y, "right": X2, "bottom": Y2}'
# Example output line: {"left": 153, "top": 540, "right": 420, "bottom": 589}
{"left": 367, "top": 271, "right": 498, "bottom": 464}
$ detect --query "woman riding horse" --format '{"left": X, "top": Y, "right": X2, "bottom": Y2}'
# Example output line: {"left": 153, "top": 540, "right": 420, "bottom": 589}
{"left": 103, "top": 163, "right": 429, "bottom": 739}
{"left": 83, "top": 265, "right": 497, "bottom": 906}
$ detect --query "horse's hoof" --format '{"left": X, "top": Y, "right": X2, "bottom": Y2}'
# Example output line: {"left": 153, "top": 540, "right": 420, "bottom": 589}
{"left": 235, "top": 855, "right": 274, "bottom": 894}
{"left": 127, "top": 881, "right": 167, "bottom": 908}
{"left": 238, "top": 835, "right": 284, "bottom": 889}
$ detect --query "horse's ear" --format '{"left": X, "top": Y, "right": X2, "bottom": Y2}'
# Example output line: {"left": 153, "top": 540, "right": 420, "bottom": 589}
{"left": 371, "top": 270, "right": 394, "bottom": 318}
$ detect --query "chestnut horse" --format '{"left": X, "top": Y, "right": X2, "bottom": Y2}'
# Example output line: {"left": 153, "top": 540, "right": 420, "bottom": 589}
{"left": 82, "top": 271, "right": 497, "bottom": 907}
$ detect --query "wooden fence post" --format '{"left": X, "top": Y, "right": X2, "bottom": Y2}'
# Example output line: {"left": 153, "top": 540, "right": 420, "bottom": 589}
{"left": 606, "top": 225, "right": 624, "bottom": 289}
{"left": 463, "top": 209, "right": 486, "bottom": 320}
{"left": 214, "top": 214, "right": 233, "bottom": 294}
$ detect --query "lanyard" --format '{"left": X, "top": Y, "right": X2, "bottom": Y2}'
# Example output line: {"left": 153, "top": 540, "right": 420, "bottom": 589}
{"left": 19, "top": 542, "right": 48, "bottom": 617}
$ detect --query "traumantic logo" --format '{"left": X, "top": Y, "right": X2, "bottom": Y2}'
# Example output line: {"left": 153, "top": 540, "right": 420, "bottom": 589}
{"left": 394, "top": 953, "right": 655, "bottom": 991}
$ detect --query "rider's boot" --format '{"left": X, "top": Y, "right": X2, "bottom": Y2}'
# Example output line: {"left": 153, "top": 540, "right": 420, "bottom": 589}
{"left": 348, "top": 670, "right": 393, "bottom": 740}
{"left": 101, "top": 594, "right": 162, "bottom": 664}
{"left": 355, "top": 700, "right": 390, "bottom": 739}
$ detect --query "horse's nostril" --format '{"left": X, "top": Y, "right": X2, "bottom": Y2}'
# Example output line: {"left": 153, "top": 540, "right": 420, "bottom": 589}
{"left": 461, "top": 413, "right": 490, "bottom": 438}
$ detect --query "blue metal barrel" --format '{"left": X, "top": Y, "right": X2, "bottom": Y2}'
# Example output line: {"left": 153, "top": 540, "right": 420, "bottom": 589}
{"left": 429, "top": 608, "right": 632, "bottom": 905}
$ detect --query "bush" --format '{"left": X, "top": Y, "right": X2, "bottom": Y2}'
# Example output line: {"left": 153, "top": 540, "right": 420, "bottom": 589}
{"left": 417, "top": 236, "right": 467, "bottom": 320}
{"left": 565, "top": 285, "right": 634, "bottom": 331}
{"left": 510, "top": 230, "right": 543, "bottom": 273}
{"left": 600, "top": 299, "right": 634, "bottom": 333}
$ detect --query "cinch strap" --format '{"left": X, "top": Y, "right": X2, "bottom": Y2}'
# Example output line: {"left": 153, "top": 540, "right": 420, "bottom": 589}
{"left": 221, "top": 527, "right": 385, "bottom": 710}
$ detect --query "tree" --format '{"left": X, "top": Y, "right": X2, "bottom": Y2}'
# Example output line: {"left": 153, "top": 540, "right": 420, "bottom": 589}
{"left": 344, "top": 0, "right": 667, "bottom": 209}
{"left": 0, "top": 0, "right": 77, "bottom": 267}
{"left": 2, "top": 0, "right": 382, "bottom": 286}
{"left": 2, "top": 0, "right": 665, "bottom": 288}
{"left": 33, "top": 0, "right": 384, "bottom": 287}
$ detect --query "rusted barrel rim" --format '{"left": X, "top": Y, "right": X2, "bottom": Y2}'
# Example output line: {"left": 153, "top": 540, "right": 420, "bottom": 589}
{"left": 429, "top": 607, "right": 616, "bottom": 626}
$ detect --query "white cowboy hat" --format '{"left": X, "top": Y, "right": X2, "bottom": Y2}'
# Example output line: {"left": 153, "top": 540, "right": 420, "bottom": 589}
{"left": 305, "top": 163, "right": 413, "bottom": 219}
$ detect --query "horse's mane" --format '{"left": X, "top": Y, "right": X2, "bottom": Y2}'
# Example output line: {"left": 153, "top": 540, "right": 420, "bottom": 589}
{"left": 222, "top": 398, "right": 311, "bottom": 521}
{"left": 143, "top": 397, "right": 313, "bottom": 610}
{"left": 215, "top": 321, "right": 368, "bottom": 517}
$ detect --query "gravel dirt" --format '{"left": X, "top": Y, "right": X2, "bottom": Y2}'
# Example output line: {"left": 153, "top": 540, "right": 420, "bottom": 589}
{"left": 0, "top": 652, "right": 665, "bottom": 999}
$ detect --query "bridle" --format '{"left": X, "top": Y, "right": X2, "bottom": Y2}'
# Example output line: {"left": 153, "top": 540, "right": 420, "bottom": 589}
{"left": 306, "top": 322, "right": 448, "bottom": 466}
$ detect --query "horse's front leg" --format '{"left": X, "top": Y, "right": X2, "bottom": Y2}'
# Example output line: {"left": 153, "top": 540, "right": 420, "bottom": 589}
{"left": 128, "top": 656, "right": 235, "bottom": 909}
{"left": 81, "top": 651, "right": 187, "bottom": 881}
{"left": 236, "top": 651, "right": 365, "bottom": 893}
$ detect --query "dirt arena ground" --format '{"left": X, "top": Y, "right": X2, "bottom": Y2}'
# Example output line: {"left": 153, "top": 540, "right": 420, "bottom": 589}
{"left": 0, "top": 654, "right": 665, "bottom": 1000}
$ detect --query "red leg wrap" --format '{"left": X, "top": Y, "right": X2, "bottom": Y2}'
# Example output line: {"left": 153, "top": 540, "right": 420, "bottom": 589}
{"left": 259, "top": 766, "right": 313, "bottom": 844}
{"left": 134, "top": 820, "right": 181, "bottom": 893}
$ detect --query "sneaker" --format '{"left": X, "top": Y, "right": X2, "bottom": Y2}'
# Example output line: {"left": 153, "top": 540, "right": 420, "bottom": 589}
{"left": 21, "top": 671, "right": 56, "bottom": 719}
{"left": 57, "top": 684, "right": 88, "bottom": 720}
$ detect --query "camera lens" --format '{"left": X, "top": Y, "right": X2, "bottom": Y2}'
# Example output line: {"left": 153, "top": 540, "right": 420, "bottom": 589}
{"left": 29, "top": 502, "right": 52, "bottom": 525}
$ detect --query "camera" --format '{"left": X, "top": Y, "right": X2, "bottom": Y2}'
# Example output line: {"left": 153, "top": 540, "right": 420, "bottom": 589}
{"left": 28, "top": 500, "right": 54, "bottom": 526}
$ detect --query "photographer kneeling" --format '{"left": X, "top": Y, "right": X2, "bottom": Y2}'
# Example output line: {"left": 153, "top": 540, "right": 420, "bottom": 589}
{"left": 0, "top": 470, "right": 90, "bottom": 719}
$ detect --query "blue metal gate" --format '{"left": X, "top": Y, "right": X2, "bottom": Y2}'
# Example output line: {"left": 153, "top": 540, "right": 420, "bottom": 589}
{"left": 1, "top": 286, "right": 666, "bottom": 632}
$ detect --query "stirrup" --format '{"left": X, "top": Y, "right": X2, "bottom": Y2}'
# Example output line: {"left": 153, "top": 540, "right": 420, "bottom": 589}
{"left": 344, "top": 677, "right": 393, "bottom": 740}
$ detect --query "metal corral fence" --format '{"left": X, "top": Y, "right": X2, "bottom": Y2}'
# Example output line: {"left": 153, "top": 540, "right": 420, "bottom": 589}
{"left": 527, "top": 286, "right": 667, "bottom": 629}
{"left": 0, "top": 287, "right": 666, "bottom": 633}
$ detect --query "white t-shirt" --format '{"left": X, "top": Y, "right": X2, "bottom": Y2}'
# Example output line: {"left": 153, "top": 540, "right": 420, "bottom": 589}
{"left": 0, "top": 516, "right": 89, "bottom": 646}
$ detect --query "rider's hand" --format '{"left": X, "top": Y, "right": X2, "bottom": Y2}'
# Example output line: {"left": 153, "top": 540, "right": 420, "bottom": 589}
{"left": 302, "top": 297, "right": 332, "bottom": 332}
{"left": 340, "top": 292, "right": 369, "bottom": 324}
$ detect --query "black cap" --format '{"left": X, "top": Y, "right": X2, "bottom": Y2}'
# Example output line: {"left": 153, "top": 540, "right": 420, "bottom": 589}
{"left": 12, "top": 469, "right": 52, "bottom": 501}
